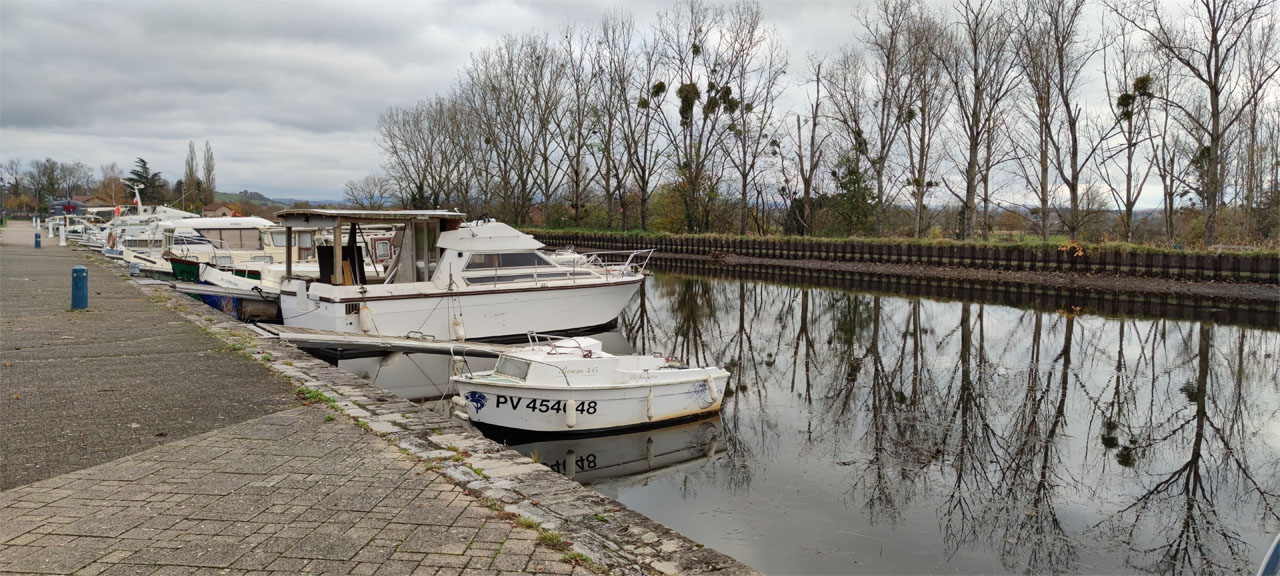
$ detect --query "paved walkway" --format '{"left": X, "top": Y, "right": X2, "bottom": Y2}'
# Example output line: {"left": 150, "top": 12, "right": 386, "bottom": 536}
{"left": 1, "top": 221, "right": 295, "bottom": 489}
{"left": 0, "top": 406, "right": 583, "bottom": 575}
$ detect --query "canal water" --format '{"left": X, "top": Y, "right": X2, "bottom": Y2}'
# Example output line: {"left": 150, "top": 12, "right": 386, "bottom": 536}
{"left": 348, "top": 270, "right": 1280, "bottom": 575}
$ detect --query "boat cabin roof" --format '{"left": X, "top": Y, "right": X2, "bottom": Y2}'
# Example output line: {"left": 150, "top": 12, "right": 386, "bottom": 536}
{"left": 437, "top": 219, "right": 543, "bottom": 252}
{"left": 158, "top": 216, "right": 275, "bottom": 229}
{"left": 275, "top": 209, "right": 465, "bottom": 228}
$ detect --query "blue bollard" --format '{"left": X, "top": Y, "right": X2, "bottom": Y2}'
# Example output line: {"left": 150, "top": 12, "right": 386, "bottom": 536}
{"left": 72, "top": 266, "right": 88, "bottom": 310}
{"left": 34, "top": 232, "right": 41, "bottom": 248}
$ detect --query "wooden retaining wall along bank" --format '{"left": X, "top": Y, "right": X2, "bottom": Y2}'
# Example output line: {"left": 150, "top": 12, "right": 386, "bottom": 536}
{"left": 533, "top": 232, "right": 1280, "bottom": 284}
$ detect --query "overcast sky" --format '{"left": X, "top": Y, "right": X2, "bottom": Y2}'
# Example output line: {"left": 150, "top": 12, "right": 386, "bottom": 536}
{"left": 1, "top": 0, "right": 859, "bottom": 202}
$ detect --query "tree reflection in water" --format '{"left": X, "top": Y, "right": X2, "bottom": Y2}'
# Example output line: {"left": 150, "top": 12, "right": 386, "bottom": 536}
{"left": 616, "top": 272, "right": 1279, "bottom": 575}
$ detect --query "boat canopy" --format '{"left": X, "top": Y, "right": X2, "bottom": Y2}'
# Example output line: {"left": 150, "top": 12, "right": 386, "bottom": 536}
{"left": 437, "top": 220, "right": 543, "bottom": 252}
{"left": 274, "top": 208, "right": 465, "bottom": 228}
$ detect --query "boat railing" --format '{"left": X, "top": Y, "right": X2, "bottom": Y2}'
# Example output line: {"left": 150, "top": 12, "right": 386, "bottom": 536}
{"left": 523, "top": 331, "right": 589, "bottom": 354}
{"left": 579, "top": 249, "right": 654, "bottom": 277}
{"left": 453, "top": 340, "right": 576, "bottom": 390}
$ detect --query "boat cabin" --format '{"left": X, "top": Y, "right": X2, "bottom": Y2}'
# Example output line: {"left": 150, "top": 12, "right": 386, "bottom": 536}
{"left": 275, "top": 209, "right": 466, "bottom": 285}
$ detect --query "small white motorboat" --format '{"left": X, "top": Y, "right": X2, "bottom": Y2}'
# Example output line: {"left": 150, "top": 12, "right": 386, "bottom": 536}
{"left": 451, "top": 336, "right": 729, "bottom": 434}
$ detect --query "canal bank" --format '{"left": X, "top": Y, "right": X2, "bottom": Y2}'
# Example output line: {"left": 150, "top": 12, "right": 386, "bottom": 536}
{"left": 534, "top": 231, "right": 1279, "bottom": 303}
{"left": 0, "top": 221, "right": 757, "bottom": 575}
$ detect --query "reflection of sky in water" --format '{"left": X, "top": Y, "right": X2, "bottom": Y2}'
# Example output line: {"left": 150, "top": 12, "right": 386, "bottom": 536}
{"left": 352, "top": 270, "right": 1280, "bottom": 575}
{"left": 612, "top": 272, "right": 1280, "bottom": 575}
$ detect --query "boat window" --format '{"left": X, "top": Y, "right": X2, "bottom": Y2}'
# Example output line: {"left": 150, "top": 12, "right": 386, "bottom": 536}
{"left": 465, "top": 252, "right": 553, "bottom": 270}
{"left": 465, "top": 254, "right": 500, "bottom": 270}
{"left": 196, "top": 228, "right": 263, "bottom": 250}
{"left": 375, "top": 240, "right": 391, "bottom": 260}
{"left": 500, "top": 252, "right": 551, "bottom": 267}
{"left": 494, "top": 357, "right": 530, "bottom": 380}
{"left": 270, "top": 231, "right": 287, "bottom": 247}
{"left": 297, "top": 231, "right": 314, "bottom": 248}
{"left": 464, "top": 271, "right": 597, "bottom": 286}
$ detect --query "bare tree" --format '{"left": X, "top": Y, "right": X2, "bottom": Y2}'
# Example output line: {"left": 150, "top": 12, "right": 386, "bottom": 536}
{"left": 1144, "top": 58, "right": 1190, "bottom": 241}
{"left": 1011, "top": 4, "right": 1059, "bottom": 240}
{"left": 902, "top": 10, "right": 950, "bottom": 238}
{"left": 827, "top": 0, "right": 914, "bottom": 236}
{"left": 343, "top": 174, "right": 392, "bottom": 209}
{"left": 1039, "top": 0, "right": 1102, "bottom": 242}
{"left": 790, "top": 56, "right": 829, "bottom": 236}
{"left": 556, "top": 23, "right": 601, "bottom": 227}
{"left": 936, "top": 0, "right": 1019, "bottom": 239}
{"left": 593, "top": 10, "right": 636, "bottom": 229}
{"left": 377, "top": 102, "right": 434, "bottom": 210}
{"left": 1110, "top": 0, "right": 1280, "bottom": 246}
{"left": 202, "top": 141, "right": 216, "bottom": 205}
{"left": 1096, "top": 17, "right": 1157, "bottom": 242}
{"left": 98, "top": 163, "right": 125, "bottom": 205}
{"left": 719, "top": 0, "right": 787, "bottom": 234}
{"left": 525, "top": 33, "right": 569, "bottom": 220}
{"left": 183, "top": 140, "right": 200, "bottom": 210}
{"left": 613, "top": 12, "right": 669, "bottom": 231}
{"left": 2, "top": 158, "right": 26, "bottom": 206}
{"left": 652, "top": 0, "right": 742, "bottom": 232}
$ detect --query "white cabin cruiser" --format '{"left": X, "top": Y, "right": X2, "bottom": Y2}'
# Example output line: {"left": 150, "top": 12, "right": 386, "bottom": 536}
{"left": 95, "top": 205, "right": 199, "bottom": 257}
{"left": 275, "top": 210, "right": 649, "bottom": 341}
{"left": 451, "top": 336, "right": 729, "bottom": 434}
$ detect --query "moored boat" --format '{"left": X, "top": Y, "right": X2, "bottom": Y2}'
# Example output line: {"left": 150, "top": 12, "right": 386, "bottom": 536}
{"left": 451, "top": 336, "right": 729, "bottom": 434}
{"left": 275, "top": 209, "right": 650, "bottom": 340}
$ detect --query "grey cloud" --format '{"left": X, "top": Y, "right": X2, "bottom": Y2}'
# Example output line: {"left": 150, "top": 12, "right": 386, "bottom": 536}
{"left": 1, "top": 0, "right": 860, "bottom": 201}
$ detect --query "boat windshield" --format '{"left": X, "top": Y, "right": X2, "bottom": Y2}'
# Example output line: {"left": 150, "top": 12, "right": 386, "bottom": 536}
{"left": 494, "top": 356, "right": 530, "bottom": 380}
{"left": 465, "top": 252, "right": 553, "bottom": 270}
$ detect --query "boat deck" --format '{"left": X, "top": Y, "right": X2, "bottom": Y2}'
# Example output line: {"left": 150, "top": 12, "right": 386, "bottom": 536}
{"left": 254, "top": 323, "right": 517, "bottom": 357}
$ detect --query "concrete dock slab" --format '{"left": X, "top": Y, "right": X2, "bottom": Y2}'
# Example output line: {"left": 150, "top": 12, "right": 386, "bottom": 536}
{"left": 1, "top": 222, "right": 295, "bottom": 490}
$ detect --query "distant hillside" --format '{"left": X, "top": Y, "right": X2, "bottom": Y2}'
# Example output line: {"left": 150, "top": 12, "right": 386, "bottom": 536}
{"left": 212, "top": 191, "right": 335, "bottom": 208}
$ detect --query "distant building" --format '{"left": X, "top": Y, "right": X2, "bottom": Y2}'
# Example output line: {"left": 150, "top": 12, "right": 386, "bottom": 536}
{"left": 72, "top": 194, "right": 115, "bottom": 208}
{"left": 202, "top": 203, "right": 237, "bottom": 217}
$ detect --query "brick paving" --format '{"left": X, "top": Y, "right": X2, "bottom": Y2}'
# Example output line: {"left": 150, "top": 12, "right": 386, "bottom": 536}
{"left": 0, "top": 406, "right": 589, "bottom": 575}
{"left": 0, "top": 222, "right": 296, "bottom": 489}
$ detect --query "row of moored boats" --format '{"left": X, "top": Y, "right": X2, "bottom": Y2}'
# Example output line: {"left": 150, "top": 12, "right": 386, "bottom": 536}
{"left": 48, "top": 203, "right": 729, "bottom": 435}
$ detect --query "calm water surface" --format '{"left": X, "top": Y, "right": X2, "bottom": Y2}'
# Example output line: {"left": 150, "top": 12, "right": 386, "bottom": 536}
{"left": 362, "top": 270, "right": 1280, "bottom": 575}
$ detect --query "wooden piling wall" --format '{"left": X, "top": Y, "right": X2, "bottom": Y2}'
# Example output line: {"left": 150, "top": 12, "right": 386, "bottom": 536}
{"left": 532, "top": 231, "right": 1280, "bottom": 284}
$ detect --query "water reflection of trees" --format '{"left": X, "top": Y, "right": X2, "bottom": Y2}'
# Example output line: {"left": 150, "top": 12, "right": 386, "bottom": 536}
{"left": 621, "top": 272, "right": 1280, "bottom": 574}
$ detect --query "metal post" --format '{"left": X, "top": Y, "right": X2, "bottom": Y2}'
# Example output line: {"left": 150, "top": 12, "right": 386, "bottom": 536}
{"left": 71, "top": 266, "right": 88, "bottom": 310}
{"left": 59, "top": 219, "right": 67, "bottom": 246}
{"left": 47, "top": 218, "right": 53, "bottom": 237}
{"left": 284, "top": 225, "right": 293, "bottom": 278}
{"left": 34, "top": 232, "right": 41, "bottom": 249}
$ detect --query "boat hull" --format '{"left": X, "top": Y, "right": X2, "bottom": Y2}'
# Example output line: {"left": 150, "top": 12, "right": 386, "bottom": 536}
{"left": 452, "top": 371, "right": 728, "bottom": 433}
{"left": 279, "top": 278, "right": 642, "bottom": 340}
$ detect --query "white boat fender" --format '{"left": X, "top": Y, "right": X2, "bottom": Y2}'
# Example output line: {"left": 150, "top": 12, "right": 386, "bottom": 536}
{"left": 705, "top": 436, "right": 719, "bottom": 459}
{"left": 452, "top": 410, "right": 470, "bottom": 421}
{"left": 451, "top": 395, "right": 466, "bottom": 407}
{"left": 564, "top": 449, "right": 576, "bottom": 480}
{"left": 565, "top": 399, "right": 577, "bottom": 428}
{"left": 358, "top": 304, "right": 374, "bottom": 333}
{"left": 705, "top": 375, "right": 720, "bottom": 403}
{"left": 451, "top": 315, "right": 466, "bottom": 342}
{"left": 646, "top": 389, "right": 655, "bottom": 421}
